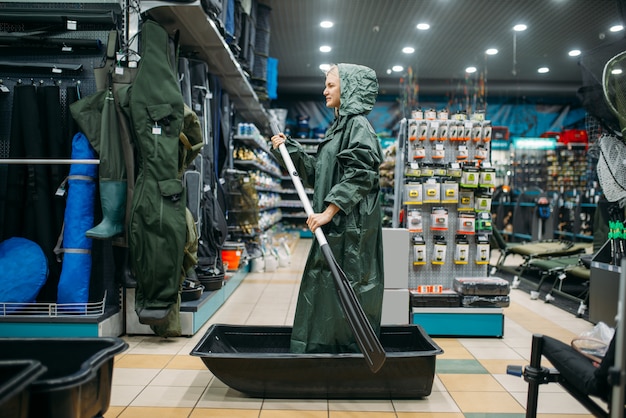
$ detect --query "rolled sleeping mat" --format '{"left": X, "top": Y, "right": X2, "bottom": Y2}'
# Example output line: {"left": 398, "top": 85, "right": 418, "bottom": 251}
{"left": 57, "top": 132, "right": 98, "bottom": 307}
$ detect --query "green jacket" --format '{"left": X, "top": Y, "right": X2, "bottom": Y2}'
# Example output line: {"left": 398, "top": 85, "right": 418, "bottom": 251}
{"left": 274, "top": 63, "right": 385, "bottom": 353}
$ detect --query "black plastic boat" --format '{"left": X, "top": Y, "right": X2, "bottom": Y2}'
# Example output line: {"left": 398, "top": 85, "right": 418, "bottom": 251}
{"left": 191, "top": 324, "right": 442, "bottom": 399}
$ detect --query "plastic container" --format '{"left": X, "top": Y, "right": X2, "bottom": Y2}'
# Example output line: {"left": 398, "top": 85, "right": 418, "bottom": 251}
{"left": 0, "top": 360, "right": 47, "bottom": 418}
{"left": 0, "top": 337, "right": 128, "bottom": 418}
{"left": 191, "top": 324, "right": 442, "bottom": 399}
{"left": 221, "top": 242, "right": 245, "bottom": 270}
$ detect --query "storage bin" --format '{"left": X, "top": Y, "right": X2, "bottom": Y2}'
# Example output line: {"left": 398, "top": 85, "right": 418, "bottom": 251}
{"left": 0, "top": 337, "right": 128, "bottom": 418}
{"left": 0, "top": 360, "right": 47, "bottom": 418}
{"left": 221, "top": 242, "right": 245, "bottom": 270}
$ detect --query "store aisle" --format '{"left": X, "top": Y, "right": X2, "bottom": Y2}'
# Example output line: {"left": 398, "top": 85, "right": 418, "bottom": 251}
{"left": 106, "top": 238, "right": 601, "bottom": 417}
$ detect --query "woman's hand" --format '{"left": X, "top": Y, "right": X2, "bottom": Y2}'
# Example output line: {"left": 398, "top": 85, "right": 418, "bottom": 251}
{"left": 271, "top": 133, "right": 286, "bottom": 149}
{"left": 307, "top": 203, "right": 340, "bottom": 232}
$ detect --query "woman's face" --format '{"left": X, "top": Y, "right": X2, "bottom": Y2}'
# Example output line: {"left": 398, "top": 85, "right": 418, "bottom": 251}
{"left": 323, "top": 67, "right": 340, "bottom": 109}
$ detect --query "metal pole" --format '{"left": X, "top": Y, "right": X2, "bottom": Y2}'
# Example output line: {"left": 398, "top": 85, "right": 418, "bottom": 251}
{"left": 611, "top": 258, "right": 626, "bottom": 417}
{"left": 0, "top": 159, "right": 99, "bottom": 165}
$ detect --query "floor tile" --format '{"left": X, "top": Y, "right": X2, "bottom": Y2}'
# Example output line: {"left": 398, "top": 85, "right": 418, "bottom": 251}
{"left": 449, "top": 391, "right": 525, "bottom": 413}
{"left": 329, "top": 412, "right": 396, "bottom": 417}
{"left": 189, "top": 409, "right": 260, "bottom": 417}
{"left": 110, "top": 385, "right": 145, "bottom": 407}
{"left": 393, "top": 391, "right": 461, "bottom": 413}
{"left": 116, "top": 406, "right": 193, "bottom": 417}
{"left": 509, "top": 390, "right": 604, "bottom": 415}
{"left": 395, "top": 413, "right": 464, "bottom": 418}
{"left": 129, "top": 385, "right": 206, "bottom": 408}
{"left": 151, "top": 368, "right": 213, "bottom": 387}
{"left": 435, "top": 359, "right": 489, "bottom": 374}
{"left": 113, "top": 367, "right": 160, "bottom": 386}
{"left": 438, "top": 374, "right": 506, "bottom": 392}
{"left": 328, "top": 399, "right": 394, "bottom": 412}
{"left": 165, "top": 354, "right": 207, "bottom": 370}
{"left": 115, "top": 354, "right": 174, "bottom": 369}
{"left": 262, "top": 398, "right": 328, "bottom": 411}
{"left": 263, "top": 411, "right": 329, "bottom": 418}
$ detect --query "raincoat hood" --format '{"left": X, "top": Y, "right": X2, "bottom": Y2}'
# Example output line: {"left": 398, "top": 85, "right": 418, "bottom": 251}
{"left": 337, "top": 63, "right": 378, "bottom": 117}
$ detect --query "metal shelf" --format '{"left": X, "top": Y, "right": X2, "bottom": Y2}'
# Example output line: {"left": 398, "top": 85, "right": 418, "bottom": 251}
{"left": 141, "top": 1, "right": 269, "bottom": 130}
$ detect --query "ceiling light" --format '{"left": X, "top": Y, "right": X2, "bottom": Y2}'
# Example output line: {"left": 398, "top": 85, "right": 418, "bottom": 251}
{"left": 320, "top": 21, "right": 333, "bottom": 29}
{"left": 568, "top": 49, "right": 581, "bottom": 57}
{"left": 465, "top": 66, "right": 477, "bottom": 73}
{"left": 416, "top": 23, "right": 430, "bottom": 30}
{"left": 392, "top": 65, "right": 404, "bottom": 72}
{"left": 610, "top": 25, "right": 624, "bottom": 32}
{"left": 538, "top": 67, "right": 550, "bottom": 73}
{"left": 319, "top": 45, "right": 331, "bottom": 53}
{"left": 612, "top": 68, "right": 623, "bottom": 75}
{"left": 402, "top": 47, "right": 415, "bottom": 54}
{"left": 386, "top": 69, "right": 392, "bottom": 74}
{"left": 513, "top": 24, "right": 527, "bottom": 32}
{"left": 319, "top": 64, "right": 331, "bottom": 72}
{"left": 485, "top": 48, "right": 498, "bottom": 55}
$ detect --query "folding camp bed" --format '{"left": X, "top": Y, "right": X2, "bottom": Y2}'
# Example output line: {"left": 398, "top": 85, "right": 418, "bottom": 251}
{"left": 523, "top": 255, "right": 590, "bottom": 316}
{"left": 490, "top": 227, "right": 590, "bottom": 274}
{"left": 544, "top": 254, "right": 591, "bottom": 313}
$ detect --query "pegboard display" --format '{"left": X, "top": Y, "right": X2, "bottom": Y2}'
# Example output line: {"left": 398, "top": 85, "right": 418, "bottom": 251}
{"left": 0, "top": 2, "right": 123, "bottom": 158}
{"left": 0, "top": 2, "right": 122, "bottom": 307}
{"left": 394, "top": 111, "right": 494, "bottom": 290}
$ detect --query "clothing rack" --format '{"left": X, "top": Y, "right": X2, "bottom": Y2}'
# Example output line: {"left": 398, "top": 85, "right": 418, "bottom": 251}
{"left": 0, "top": 159, "right": 99, "bottom": 164}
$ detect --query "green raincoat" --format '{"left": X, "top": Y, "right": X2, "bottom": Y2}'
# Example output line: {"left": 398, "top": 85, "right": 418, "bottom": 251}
{"left": 274, "top": 63, "right": 385, "bottom": 353}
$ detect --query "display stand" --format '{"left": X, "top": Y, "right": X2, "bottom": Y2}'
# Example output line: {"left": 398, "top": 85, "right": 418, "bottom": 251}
{"left": 393, "top": 112, "right": 505, "bottom": 337}
{"left": 412, "top": 307, "right": 504, "bottom": 337}
{"left": 0, "top": 308, "right": 123, "bottom": 338}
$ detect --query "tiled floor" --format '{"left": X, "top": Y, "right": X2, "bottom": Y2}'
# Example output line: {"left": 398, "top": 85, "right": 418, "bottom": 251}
{"left": 105, "top": 238, "right": 603, "bottom": 417}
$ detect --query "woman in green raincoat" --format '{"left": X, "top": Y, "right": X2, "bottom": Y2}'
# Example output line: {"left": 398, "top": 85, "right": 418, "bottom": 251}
{"left": 271, "top": 63, "right": 384, "bottom": 353}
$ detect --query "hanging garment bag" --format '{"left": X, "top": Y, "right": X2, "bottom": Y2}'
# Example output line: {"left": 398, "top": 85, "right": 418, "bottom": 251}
{"left": 116, "top": 20, "right": 191, "bottom": 327}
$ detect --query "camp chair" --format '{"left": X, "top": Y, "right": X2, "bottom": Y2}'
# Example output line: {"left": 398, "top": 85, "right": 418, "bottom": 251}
{"left": 490, "top": 227, "right": 590, "bottom": 273}
{"left": 508, "top": 332, "right": 618, "bottom": 417}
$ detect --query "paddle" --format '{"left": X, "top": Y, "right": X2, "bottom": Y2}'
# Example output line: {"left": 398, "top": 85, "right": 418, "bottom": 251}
{"left": 269, "top": 120, "right": 386, "bottom": 373}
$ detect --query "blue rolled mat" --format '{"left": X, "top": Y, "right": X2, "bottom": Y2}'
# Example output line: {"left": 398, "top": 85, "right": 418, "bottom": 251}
{"left": 57, "top": 132, "right": 97, "bottom": 306}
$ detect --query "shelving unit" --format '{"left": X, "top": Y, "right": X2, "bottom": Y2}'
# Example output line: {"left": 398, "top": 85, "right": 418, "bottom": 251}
{"left": 275, "top": 138, "right": 318, "bottom": 237}
{"left": 141, "top": 1, "right": 269, "bottom": 130}
{"left": 492, "top": 138, "right": 597, "bottom": 243}
{"left": 227, "top": 126, "right": 283, "bottom": 238}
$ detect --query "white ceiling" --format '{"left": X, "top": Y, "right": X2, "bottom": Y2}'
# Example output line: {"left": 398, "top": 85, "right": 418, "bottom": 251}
{"left": 264, "top": 0, "right": 625, "bottom": 100}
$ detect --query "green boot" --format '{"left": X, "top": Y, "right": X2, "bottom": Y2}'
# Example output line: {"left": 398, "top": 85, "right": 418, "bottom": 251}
{"left": 87, "top": 180, "right": 127, "bottom": 239}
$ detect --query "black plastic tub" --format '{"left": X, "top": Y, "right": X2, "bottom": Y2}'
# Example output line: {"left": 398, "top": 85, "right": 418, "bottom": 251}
{"left": 0, "top": 337, "right": 128, "bottom": 418}
{"left": 0, "top": 360, "right": 47, "bottom": 418}
{"left": 191, "top": 324, "right": 443, "bottom": 399}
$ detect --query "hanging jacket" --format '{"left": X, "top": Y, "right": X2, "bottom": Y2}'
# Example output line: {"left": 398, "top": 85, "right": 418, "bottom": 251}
{"left": 273, "top": 63, "right": 385, "bottom": 353}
